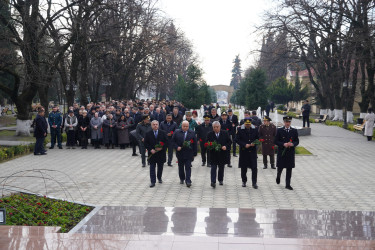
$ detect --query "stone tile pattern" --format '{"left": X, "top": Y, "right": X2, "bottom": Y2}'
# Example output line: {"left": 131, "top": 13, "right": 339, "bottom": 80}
{"left": 0, "top": 113, "right": 375, "bottom": 211}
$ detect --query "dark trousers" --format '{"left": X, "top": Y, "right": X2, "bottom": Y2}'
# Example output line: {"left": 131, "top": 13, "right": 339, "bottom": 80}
{"left": 211, "top": 164, "right": 224, "bottom": 183}
{"left": 263, "top": 154, "right": 275, "bottom": 166}
{"left": 367, "top": 136, "right": 372, "bottom": 141}
{"left": 232, "top": 135, "right": 237, "bottom": 155}
{"left": 167, "top": 137, "right": 174, "bottom": 164}
{"left": 140, "top": 143, "right": 146, "bottom": 165}
{"left": 241, "top": 166, "right": 257, "bottom": 184}
{"left": 178, "top": 159, "right": 192, "bottom": 183}
{"left": 150, "top": 162, "right": 164, "bottom": 184}
{"left": 66, "top": 130, "right": 76, "bottom": 146}
{"left": 303, "top": 115, "right": 310, "bottom": 127}
{"left": 277, "top": 167, "right": 293, "bottom": 186}
{"left": 50, "top": 127, "right": 62, "bottom": 147}
{"left": 200, "top": 142, "right": 209, "bottom": 163}
{"left": 34, "top": 137, "right": 45, "bottom": 154}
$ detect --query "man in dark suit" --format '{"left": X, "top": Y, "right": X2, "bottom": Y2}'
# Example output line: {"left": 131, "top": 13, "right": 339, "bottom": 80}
{"left": 206, "top": 121, "right": 232, "bottom": 188}
{"left": 227, "top": 109, "right": 238, "bottom": 157}
{"left": 172, "top": 121, "right": 197, "bottom": 187}
{"left": 219, "top": 112, "right": 233, "bottom": 168}
{"left": 236, "top": 119, "right": 259, "bottom": 189}
{"left": 34, "top": 108, "right": 48, "bottom": 155}
{"left": 160, "top": 114, "right": 178, "bottom": 166}
{"left": 196, "top": 115, "right": 213, "bottom": 166}
{"left": 275, "top": 116, "right": 299, "bottom": 190}
{"left": 172, "top": 107, "right": 183, "bottom": 126}
{"left": 144, "top": 120, "right": 168, "bottom": 187}
{"left": 152, "top": 107, "right": 165, "bottom": 123}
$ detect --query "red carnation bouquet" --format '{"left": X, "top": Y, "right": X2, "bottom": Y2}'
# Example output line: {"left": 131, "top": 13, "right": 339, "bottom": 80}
{"left": 205, "top": 141, "right": 221, "bottom": 151}
{"left": 282, "top": 138, "right": 293, "bottom": 156}
{"left": 183, "top": 139, "right": 194, "bottom": 148}
{"left": 148, "top": 141, "right": 165, "bottom": 160}
{"left": 252, "top": 139, "right": 264, "bottom": 145}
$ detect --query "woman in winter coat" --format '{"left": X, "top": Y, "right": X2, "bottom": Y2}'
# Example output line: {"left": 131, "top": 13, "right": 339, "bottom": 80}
{"left": 90, "top": 112, "right": 103, "bottom": 149}
{"left": 102, "top": 114, "right": 116, "bottom": 148}
{"left": 364, "top": 107, "right": 375, "bottom": 141}
{"left": 116, "top": 114, "right": 131, "bottom": 149}
{"left": 78, "top": 110, "right": 90, "bottom": 149}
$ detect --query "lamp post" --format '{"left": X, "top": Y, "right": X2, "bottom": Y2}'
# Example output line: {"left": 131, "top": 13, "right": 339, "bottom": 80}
{"left": 343, "top": 81, "right": 348, "bottom": 129}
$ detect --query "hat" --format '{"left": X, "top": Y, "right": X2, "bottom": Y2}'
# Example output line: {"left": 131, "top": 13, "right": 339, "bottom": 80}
{"left": 142, "top": 115, "right": 150, "bottom": 121}
{"left": 203, "top": 114, "right": 211, "bottom": 120}
{"left": 185, "top": 111, "right": 192, "bottom": 116}
{"left": 244, "top": 119, "right": 252, "bottom": 124}
{"left": 68, "top": 110, "right": 73, "bottom": 113}
{"left": 139, "top": 107, "right": 144, "bottom": 111}
{"left": 283, "top": 116, "right": 293, "bottom": 122}
{"left": 227, "top": 109, "right": 233, "bottom": 112}
{"left": 221, "top": 111, "right": 227, "bottom": 116}
{"left": 263, "top": 116, "right": 272, "bottom": 121}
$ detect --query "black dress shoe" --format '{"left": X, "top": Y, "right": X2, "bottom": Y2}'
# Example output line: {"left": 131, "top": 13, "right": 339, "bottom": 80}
{"left": 158, "top": 180, "right": 163, "bottom": 184}
{"left": 150, "top": 183, "right": 155, "bottom": 188}
{"left": 252, "top": 184, "right": 258, "bottom": 189}
{"left": 242, "top": 182, "right": 246, "bottom": 187}
{"left": 271, "top": 165, "right": 276, "bottom": 169}
{"left": 180, "top": 180, "right": 184, "bottom": 184}
{"left": 186, "top": 183, "right": 191, "bottom": 187}
{"left": 263, "top": 165, "right": 267, "bottom": 169}
{"left": 276, "top": 176, "right": 280, "bottom": 184}
{"left": 58, "top": 146, "right": 63, "bottom": 149}
{"left": 201, "top": 162, "right": 205, "bottom": 166}
{"left": 49, "top": 147, "right": 54, "bottom": 149}
{"left": 211, "top": 182, "right": 216, "bottom": 188}
{"left": 219, "top": 181, "right": 223, "bottom": 185}
{"left": 228, "top": 165, "right": 232, "bottom": 168}
{"left": 40, "top": 152, "right": 47, "bottom": 155}
{"left": 142, "top": 164, "right": 146, "bottom": 168}
{"left": 132, "top": 153, "right": 138, "bottom": 156}
{"left": 168, "top": 163, "right": 172, "bottom": 167}
{"left": 285, "top": 186, "right": 293, "bottom": 190}
{"left": 233, "top": 155, "right": 238, "bottom": 157}
{"left": 34, "top": 153, "right": 40, "bottom": 155}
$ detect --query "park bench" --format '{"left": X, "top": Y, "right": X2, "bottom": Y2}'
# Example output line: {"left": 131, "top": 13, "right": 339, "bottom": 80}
{"left": 315, "top": 114, "right": 327, "bottom": 123}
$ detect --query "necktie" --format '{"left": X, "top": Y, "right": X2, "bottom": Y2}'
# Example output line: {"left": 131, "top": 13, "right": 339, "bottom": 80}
{"left": 184, "top": 132, "right": 187, "bottom": 140}
{"left": 154, "top": 131, "right": 158, "bottom": 138}
{"left": 216, "top": 133, "right": 219, "bottom": 138}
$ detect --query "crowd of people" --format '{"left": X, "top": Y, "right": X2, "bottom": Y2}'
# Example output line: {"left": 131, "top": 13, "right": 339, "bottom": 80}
{"left": 33, "top": 99, "right": 299, "bottom": 190}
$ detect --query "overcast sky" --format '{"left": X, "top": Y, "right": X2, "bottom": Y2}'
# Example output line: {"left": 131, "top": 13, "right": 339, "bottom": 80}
{"left": 157, "top": 0, "right": 271, "bottom": 86}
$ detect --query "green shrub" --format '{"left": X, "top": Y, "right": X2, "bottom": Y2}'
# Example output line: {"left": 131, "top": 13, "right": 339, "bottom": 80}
{"left": 0, "top": 144, "right": 35, "bottom": 162}
{"left": 286, "top": 112, "right": 297, "bottom": 118}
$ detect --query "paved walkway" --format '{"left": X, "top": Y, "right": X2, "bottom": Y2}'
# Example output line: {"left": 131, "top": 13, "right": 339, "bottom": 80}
{"left": 0, "top": 113, "right": 374, "bottom": 211}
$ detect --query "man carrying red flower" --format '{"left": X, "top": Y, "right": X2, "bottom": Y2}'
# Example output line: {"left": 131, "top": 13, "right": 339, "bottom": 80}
{"left": 258, "top": 116, "right": 277, "bottom": 169}
{"left": 196, "top": 114, "right": 213, "bottom": 166}
{"left": 219, "top": 111, "right": 233, "bottom": 168}
{"left": 144, "top": 120, "right": 168, "bottom": 187}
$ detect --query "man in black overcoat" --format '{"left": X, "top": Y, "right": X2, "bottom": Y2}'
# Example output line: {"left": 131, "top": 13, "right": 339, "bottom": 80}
{"left": 196, "top": 115, "right": 213, "bottom": 166}
{"left": 160, "top": 114, "right": 178, "bottom": 166}
{"left": 206, "top": 121, "right": 232, "bottom": 188}
{"left": 219, "top": 111, "right": 233, "bottom": 168}
{"left": 144, "top": 120, "right": 168, "bottom": 187}
{"left": 274, "top": 116, "right": 299, "bottom": 190}
{"left": 172, "top": 121, "right": 197, "bottom": 187}
{"left": 34, "top": 108, "right": 48, "bottom": 155}
{"left": 227, "top": 109, "right": 239, "bottom": 157}
{"left": 236, "top": 119, "right": 259, "bottom": 188}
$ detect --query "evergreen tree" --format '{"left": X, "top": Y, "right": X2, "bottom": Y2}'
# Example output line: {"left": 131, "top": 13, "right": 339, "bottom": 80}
{"left": 292, "top": 70, "right": 309, "bottom": 102}
{"left": 267, "top": 77, "right": 294, "bottom": 105}
{"left": 230, "top": 55, "right": 242, "bottom": 89}
{"left": 244, "top": 69, "right": 268, "bottom": 110}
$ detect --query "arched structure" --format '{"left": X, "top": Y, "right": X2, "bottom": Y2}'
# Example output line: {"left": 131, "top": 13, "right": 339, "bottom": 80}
{"left": 210, "top": 85, "right": 234, "bottom": 104}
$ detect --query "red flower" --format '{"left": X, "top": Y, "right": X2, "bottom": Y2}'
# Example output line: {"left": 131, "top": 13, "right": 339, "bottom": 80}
{"left": 37, "top": 202, "right": 42, "bottom": 206}
{"left": 204, "top": 142, "right": 209, "bottom": 148}
{"left": 9, "top": 212, "right": 13, "bottom": 216}
{"left": 190, "top": 139, "right": 194, "bottom": 143}
{"left": 160, "top": 142, "right": 165, "bottom": 146}
{"left": 199, "top": 138, "right": 202, "bottom": 142}
{"left": 210, "top": 142, "right": 213, "bottom": 146}
{"left": 43, "top": 211, "right": 49, "bottom": 214}
{"left": 171, "top": 131, "right": 174, "bottom": 134}
{"left": 272, "top": 146, "right": 274, "bottom": 150}
{"left": 86, "top": 209, "right": 90, "bottom": 212}
{"left": 259, "top": 139, "right": 265, "bottom": 142}
{"left": 290, "top": 139, "right": 293, "bottom": 142}
{"left": 226, "top": 128, "right": 229, "bottom": 131}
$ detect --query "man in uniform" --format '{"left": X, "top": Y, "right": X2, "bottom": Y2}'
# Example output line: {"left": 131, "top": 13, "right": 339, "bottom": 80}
{"left": 48, "top": 105, "right": 63, "bottom": 149}
{"left": 144, "top": 120, "right": 168, "bottom": 187}
{"left": 160, "top": 114, "right": 178, "bottom": 166}
{"left": 274, "top": 116, "right": 299, "bottom": 190}
{"left": 219, "top": 111, "right": 233, "bottom": 168}
{"left": 196, "top": 115, "right": 213, "bottom": 166}
{"left": 227, "top": 109, "right": 238, "bottom": 157}
{"left": 136, "top": 115, "right": 152, "bottom": 167}
{"left": 259, "top": 116, "right": 277, "bottom": 169}
{"left": 236, "top": 119, "right": 259, "bottom": 188}
{"left": 172, "top": 121, "right": 197, "bottom": 187}
{"left": 206, "top": 121, "right": 232, "bottom": 188}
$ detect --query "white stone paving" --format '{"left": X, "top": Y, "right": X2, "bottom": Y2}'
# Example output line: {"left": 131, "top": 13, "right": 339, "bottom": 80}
{"left": 0, "top": 113, "right": 374, "bottom": 211}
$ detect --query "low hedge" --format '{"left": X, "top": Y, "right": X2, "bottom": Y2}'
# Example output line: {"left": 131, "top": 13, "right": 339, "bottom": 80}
{"left": 0, "top": 144, "right": 35, "bottom": 162}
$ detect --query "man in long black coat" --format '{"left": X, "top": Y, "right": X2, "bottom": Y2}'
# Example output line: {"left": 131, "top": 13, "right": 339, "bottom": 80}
{"left": 172, "top": 121, "right": 197, "bottom": 187}
{"left": 34, "top": 109, "right": 48, "bottom": 155}
{"left": 206, "top": 121, "right": 232, "bottom": 188}
{"left": 196, "top": 115, "right": 213, "bottom": 166}
{"left": 144, "top": 120, "right": 168, "bottom": 187}
{"left": 274, "top": 116, "right": 299, "bottom": 190}
{"left": 227, "top": 109, "right": 239, "bottom": 157}
{"left": 160, "top": 114, "right": 178, "bottom": 166}
{"left": 236, "top": 119, "right": 259, "bottom": 189}
{"left": 219, "top": 111, "right": 233, "bottom": 168}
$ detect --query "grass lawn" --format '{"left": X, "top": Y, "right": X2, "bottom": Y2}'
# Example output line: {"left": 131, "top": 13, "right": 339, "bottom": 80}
{"left": 1, "top": 193, "right": 93, "bottom": 232}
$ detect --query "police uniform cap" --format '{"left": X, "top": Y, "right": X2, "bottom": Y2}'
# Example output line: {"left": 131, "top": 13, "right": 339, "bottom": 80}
{"left": 221, "top": 111, "right": 228, "bottom": 116}
{"left": 283, "top": 116, "right": 292, "bottom": 122}
{"left": 263, "top": 116, "right": 272, "bottom": 121}
{"left": 203, "top": 114, "right": 211, "bottom": 120}
{"left": 244, "top": 119, "right": 252, "bottom": 124}
{"left": 142, "top": 115, "right": 150, "bottom": 120}
{"left": 139, "top": 107, "right": 144, "bottom": 111}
